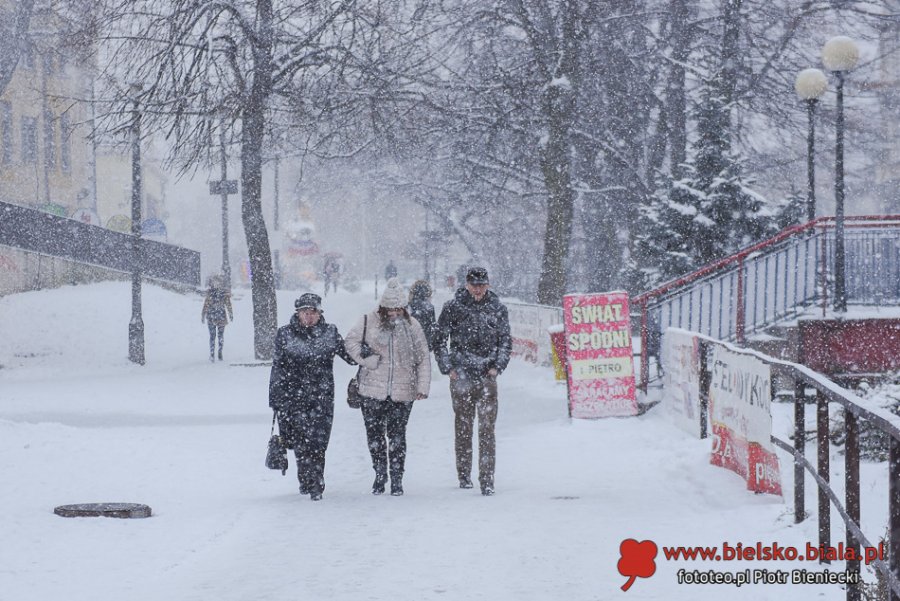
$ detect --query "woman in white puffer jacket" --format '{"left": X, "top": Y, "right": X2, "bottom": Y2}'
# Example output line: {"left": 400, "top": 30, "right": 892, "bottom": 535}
{"left": 344, "top": 278, "right": 431, "bottom": 496}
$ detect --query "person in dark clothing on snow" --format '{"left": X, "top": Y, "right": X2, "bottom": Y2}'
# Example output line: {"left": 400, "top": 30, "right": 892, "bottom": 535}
{"left": 455, "top": 264, "right": 468, "bottom": 290}
{"left": 435, "top": 267, "right": 512, "bottom": 496}
{"left": 201, "top": 275, "right": 233, "bottom": 362}
{"left": 408, "top": 280, "right": 438, "bottom": 351}
{"left": 268, "top": 293, "right": 356, "bottom": 501}
{"left": 322, "top": 256, "right": 340, "bottom": 296}
{"left": 384, "top": 259, "right": 398, "bottom": 280}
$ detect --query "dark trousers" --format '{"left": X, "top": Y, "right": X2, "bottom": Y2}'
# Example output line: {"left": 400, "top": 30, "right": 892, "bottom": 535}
{"left": 208, "top": 323, "right": 225, "bottom": 356}
{"left": 361, "top": 398, "right": 414, "bottom": 482}
{"left": 450, "top": 374, "right": 498, "bottom": 488}
{"left": 281, "top": 405, "right": 334, "bottom": 495}
{"left": 323, "top": 278, "right": 338, "bottom": 296}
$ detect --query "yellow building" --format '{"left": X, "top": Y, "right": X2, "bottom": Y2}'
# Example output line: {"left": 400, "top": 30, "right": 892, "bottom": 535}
{"left": 0, "top": 8, "right": 95, "bottom": 217}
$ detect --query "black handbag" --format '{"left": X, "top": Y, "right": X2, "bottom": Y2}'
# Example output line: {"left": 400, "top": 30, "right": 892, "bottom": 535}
{"left": 265, "top": 413, "right": 288, "bottom": 475}
{"left": 347, "top": 315, "right": 369, "bottom": 409}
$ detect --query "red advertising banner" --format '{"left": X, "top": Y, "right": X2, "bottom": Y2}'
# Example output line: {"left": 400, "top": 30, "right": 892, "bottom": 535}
{"left": 562, "top": 292, "right": 638, "bottom": 418}
{"left": 708, "top": 345, "right": 782, "bottom": 495}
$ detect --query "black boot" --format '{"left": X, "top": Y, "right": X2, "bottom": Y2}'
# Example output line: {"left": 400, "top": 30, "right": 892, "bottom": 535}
{"left": 372, "top": 474, "right": 387, "bottom": 495}
{"left": 390, "top": 476, "right": 403, "bottom": 496}
{"left": 459, "top": 476, "right": 473, "bottom": 489}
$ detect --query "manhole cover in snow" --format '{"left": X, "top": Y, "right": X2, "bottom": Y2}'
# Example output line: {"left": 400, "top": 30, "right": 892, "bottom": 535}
{"left": 54, "top": 503, "right": 151, "bottom": 519}
{"left": 550, "top": 496, "right": 580, "bottom": 500}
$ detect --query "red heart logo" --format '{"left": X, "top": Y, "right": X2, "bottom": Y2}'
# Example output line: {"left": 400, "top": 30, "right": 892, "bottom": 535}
{"left": 617, "top": 538, "right": 658, "bottom": 591}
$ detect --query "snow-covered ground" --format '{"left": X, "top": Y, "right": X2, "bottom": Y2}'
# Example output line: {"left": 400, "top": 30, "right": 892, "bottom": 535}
{"left": 0, "top": 282, "right": 886, "bottom": 600}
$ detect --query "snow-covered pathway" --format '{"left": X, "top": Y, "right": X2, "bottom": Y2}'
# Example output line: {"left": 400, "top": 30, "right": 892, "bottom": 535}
{"left": 0, "top": 282, "right": 851, "bottom": 600}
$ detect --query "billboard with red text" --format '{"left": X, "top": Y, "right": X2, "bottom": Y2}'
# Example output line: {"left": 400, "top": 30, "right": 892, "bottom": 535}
{"left": 562, "top": 292, "right": 638, "bottom": 418}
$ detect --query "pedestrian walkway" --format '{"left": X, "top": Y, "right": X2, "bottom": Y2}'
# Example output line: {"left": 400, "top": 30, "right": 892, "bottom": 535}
{"left": 0, "top": 282, "right": 845, "bottom": 600}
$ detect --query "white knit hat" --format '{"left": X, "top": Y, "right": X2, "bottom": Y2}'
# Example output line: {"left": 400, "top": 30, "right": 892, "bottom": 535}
{"left": 379, "top": 278, "right": 407, "bottom": 309}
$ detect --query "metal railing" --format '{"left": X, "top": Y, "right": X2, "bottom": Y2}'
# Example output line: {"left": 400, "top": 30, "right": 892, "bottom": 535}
{"left": 0, "top": 200, "right": 200, "bottom": 286}
{"left": 635, "top": 216, "right": 900, "bottom": 390}
{"left": 690, "top": 333, "right": 900, "bottom": 601}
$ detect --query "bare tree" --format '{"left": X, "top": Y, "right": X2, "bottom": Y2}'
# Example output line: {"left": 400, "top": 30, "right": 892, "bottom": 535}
{"left": 91, "top": 0, "right": 361, "bottom": 359}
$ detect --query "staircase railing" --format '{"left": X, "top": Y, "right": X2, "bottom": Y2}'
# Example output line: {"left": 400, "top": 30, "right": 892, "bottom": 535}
{"left": 687, "top": 332, "right": 900, "bottom": 601}
{"left": 634, "top": 216, "right": 900, "bottom": 390}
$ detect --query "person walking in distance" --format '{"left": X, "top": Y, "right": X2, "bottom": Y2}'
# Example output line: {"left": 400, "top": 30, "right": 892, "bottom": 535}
{"left": 268, "top": 293, "right": 356, "bottom": 501}
{"left": 345, "top": 278, "right": 431, "bottom": 496}
{"left": 435, "top": 267, "right": 511, "bottom": 495}
{"left": 408, "top": 280, "right": 438, "bottom": 351}
{"left": 201, "top": 275, "right": 233, "bottom": 362}
{"left": 384, "top": 259, "right": 398, "bottom": 280}
{"left": 322, "top": 256, "right": 340, "bottom": 296}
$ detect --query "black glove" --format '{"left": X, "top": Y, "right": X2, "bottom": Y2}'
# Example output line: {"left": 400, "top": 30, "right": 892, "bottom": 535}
{"left": 359, "top": 341, "right": 375, "bottom": 359}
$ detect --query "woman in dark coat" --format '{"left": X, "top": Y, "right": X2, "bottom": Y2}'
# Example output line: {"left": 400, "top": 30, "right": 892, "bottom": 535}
{"left": 408, "top": 280, "right": 438, "bottom": 351}
{"left": 268, "top": 293, "right": 355, "bottom": 501}
{"left": 201, "top": 275, "right": 233, "bottom": 361}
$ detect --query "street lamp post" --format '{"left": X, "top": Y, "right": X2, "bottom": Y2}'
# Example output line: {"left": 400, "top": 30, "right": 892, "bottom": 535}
{"left": 272, "top": 143, "right": 281, "bottom": 289}
{"left": 794, "top": 68, "right": 827, "bottom": 223}
{"left": 219, "top": 118, "right": 231, "bottom": 287}
{"left": 822, "top": 36, "right": 859, "bottom": 313}
{"left": 128, "top": 83, "right": 145, "bottom": 365}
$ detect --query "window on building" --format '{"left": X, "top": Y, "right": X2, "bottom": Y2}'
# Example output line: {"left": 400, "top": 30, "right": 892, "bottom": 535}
{"left": 0, "top": 102, "right": 12, "bottom": 165}
{"left": 59, "top": 113, "right": 70, "bottom": 173}
{"left": 21, "top": 116, "right": 37, "bottom": 164}
{"left": 44, "top": 111, "right": 56, "bottom": 169}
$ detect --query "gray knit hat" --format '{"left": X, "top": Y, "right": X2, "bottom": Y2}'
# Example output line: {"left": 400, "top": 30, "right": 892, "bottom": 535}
{"left": 379, "top": 278, "right": 407, "bottom": 309}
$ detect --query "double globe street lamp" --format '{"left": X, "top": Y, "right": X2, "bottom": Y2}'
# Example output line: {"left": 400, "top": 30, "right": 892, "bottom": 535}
{"left": 821, "top": 35, "right": 859, "bottom": 313}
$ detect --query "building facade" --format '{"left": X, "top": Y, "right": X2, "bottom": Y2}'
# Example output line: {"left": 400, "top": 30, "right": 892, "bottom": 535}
{"left": 0, "top": 5, "right": 173, "bottom": 295}
{"left": 0, "top": 8, "right": 95, "bottom": 217}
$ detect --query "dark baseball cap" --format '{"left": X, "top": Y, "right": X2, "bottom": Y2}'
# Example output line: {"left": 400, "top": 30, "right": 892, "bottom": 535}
{"left": 466, "top": 267, "right": 489, "bottom": 285}
{"left": 294, "top": 293, "right": 322, "bottom": 310}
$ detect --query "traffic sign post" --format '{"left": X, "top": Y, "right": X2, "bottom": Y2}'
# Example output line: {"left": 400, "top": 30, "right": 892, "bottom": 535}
{"left": 211, "top": 121, "right": 237, "bottom": 287}
{"left": 209, "top": 179, "right": 238, "bottom": 196}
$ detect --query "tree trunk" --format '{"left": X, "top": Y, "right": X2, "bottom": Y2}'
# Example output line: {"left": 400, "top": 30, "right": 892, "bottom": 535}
{"left": 240, "top": 0, "right": 277, "bottom": 360}
{"left": 536, "top": 82, "right": 575, "bottom": 305}
{"left": 241, "top": 104, "right": 277, "bottom": 359}
{"left": 719, "top": 0, "right": 742, "bottom": 110}
{"left": 668, "top": 0, "right": 692, "bottom": 180}
{"left": 582, "top": 196, "right": 620, "bottom": 292}
{"left": 535, "top": 0, "right": 579, "bottom": 306}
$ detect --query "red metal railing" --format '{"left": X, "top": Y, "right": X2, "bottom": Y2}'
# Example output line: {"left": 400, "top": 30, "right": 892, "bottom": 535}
{"left": 635, "top": 215, "right": 900, "bottom": 390}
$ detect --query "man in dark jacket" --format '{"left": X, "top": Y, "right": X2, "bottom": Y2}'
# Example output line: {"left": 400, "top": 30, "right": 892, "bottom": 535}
{"left": 269, "top": 293, "right": 355, "bottom": 500}
{"left": 434, "top": 267, "right": 512, "bottom": 496}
